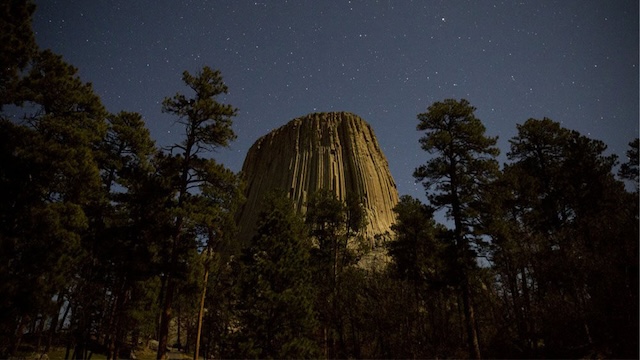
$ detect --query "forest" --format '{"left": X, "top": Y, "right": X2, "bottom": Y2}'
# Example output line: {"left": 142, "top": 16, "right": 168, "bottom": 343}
{"left": 1, "top": 2, "right": 638, "bottom": 359}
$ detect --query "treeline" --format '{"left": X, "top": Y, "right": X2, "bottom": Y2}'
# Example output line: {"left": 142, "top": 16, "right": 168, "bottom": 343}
{"left": 1, "top": 2, "right": 638, "bottom": 359}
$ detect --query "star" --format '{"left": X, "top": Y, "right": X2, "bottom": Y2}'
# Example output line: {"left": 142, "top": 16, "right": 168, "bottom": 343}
{"left": 29, "top": 0, "right": 638, "bottom": 200}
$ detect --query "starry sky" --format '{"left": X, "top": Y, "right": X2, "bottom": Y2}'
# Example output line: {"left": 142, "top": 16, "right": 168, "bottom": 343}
{"left": 32, "top": 0, "right": 638, "bottom": 201}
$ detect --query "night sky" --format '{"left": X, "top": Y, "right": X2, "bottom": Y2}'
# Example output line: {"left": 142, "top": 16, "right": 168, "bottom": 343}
{"left": 32, "top": 0, "right": 639, "bottom": 201}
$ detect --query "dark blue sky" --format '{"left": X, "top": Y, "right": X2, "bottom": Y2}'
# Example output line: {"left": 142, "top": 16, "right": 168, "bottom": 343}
{"left": 33, "top": 0, "right": 638, "bottom": 201}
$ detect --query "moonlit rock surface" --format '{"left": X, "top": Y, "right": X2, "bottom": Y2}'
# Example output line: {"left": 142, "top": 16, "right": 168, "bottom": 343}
{"left": 236, "top": 112, "right": 399, "bottom": 247}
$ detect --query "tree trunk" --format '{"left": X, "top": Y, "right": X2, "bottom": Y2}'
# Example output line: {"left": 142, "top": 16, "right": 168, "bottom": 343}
{"left": 107, "top": 291, "right": 120, "bottom": 360}
{"left": 450, "top": 171, "right": 481, "bottom": 360}
{"left": 461, "top": 275, "right": 481, "bottom": 359}
{"left": 158, "top": 215, "right": 185, "bottom": 360}
{"left": 520, "top": 266, "right": 535, "bottom": 353}
{"left": 157, "top": 277, "right": 175, "bottom": 360}
{"left": 47, "top": 292, "right": 67, "bottom": 352}
{"left": 108, "top": 280, "right": 130, "bottom": 360}
{"left": 35, "top": 316, "right": 46, "bottom": 353}
{"left": 177, "top": 307, "right": 181, "bottom": 349}
{"left": 194, "top": 263, "right": 209, "bottom": 360}
{"left": 64, "top": 342, "right": 70, "bottom": 360}
{"left": 323, "top": 326, "right": 328, "bottom": 359}
{"left": 156, "top": 274, "right": 166, "bottom": 340}
{"left": 11, "top": 315, "right": 29, "bottom": 356}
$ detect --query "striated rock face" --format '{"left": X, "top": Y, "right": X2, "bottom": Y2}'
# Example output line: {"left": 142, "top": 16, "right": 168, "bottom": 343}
{"left": 236, "top": 112, "right": 399, "bottom": 248}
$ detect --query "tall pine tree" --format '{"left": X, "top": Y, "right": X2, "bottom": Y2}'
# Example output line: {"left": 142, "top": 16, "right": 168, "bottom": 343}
{"left": 0, "top": 38, "right": 108, "bottom": 356}
{"left": 413, "top": 99, "right": 500, "bottom": 359}
{"left": 155, "top": 66, "right": 239, "bottom": 360}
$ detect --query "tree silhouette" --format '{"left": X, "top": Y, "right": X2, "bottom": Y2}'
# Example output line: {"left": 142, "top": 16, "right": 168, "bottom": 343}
{"left": 155, "top": 66, "right": 239, "bottom": 360}
{"left": 233, "top": 193, "right": 318, "bottom": 358}
{"left": 485, "top": 118, "right": 638, "bottom": 358}
{"left": 413, "top": 99, "right": 500, "bottom": 359}
{"left": 619, "top": 138, "right": 639, "bottom": 191}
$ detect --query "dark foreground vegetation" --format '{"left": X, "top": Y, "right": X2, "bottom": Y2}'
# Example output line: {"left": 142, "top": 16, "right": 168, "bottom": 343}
{"left": 1, "top": 2, "right": 638, "bottom": 359}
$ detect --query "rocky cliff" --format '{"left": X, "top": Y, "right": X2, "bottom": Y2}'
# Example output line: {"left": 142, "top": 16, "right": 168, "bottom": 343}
{"left": 236, "top": 112, "right": 399, "bottom": 250}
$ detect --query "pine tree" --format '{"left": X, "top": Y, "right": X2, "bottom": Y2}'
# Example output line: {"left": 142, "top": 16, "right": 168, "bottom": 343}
{"left": 0, "top": 37, "right": 108, "bottom": 355}
{"left": 94, "top": 111, "right": 159, "bottom": 359}
{"left": 619, "top": 138, "right": 639, "bottom": 191}
{"left": 495, "top": 118, "right": 638, "bottom": 358}
{"left": 234, "top": 193, "right": 318, "bottom": 358}
{"left": 155, "top": 66, "right": 239, "bottom": 360}
{"left": 0, "top": 0, "right": 37, "bottom": 108}
{"left": 387, "top": 195, "right": 457, "bottom": 357}
{"left": 305, "top": 189, "right": 368, "bottom": 358}
{"left": 413, "top": 99, "right": 500, "bottom": 359}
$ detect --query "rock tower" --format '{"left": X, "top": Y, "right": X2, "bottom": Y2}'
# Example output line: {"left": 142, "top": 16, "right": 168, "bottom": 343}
{"left": 236, "top": 112, "right": 399, "bottom": 249}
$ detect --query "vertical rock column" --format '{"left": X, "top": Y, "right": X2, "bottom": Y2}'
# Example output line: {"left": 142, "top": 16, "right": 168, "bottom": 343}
{"left": 236, "top": 112, "right": 399, "bottom": 248}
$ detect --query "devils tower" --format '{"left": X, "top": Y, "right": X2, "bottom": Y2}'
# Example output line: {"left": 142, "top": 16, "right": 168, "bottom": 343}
{"left": 236, "top": 112, "right": 399, "bottom": 248}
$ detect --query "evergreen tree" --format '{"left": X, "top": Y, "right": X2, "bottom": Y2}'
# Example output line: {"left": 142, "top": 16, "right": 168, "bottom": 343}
{"left": 305, "top": 189, "right": 367, "bottom": 358}
{"left": 387, "top": 195, "right": 461, "bottom": 357}
{"left": 619, "top": 138, "right": 639, "bottom": 191}
{"left": 486, "top": 118, "right": 638, "bottom": 358}
{"left": 480, "top": 163, "right": 546, "bottom": 357}
{"left": 0, "top": 36, "right": 108, "bottom": 355}
{"left": 155, "top": 66, "right": 239, "bottom": 360}
{"left": 0, "top": 0, "right": 37, "bottom": 108}
{"left": 306, "top": 190, "right": 368, "bottom": 283}
{"left": 192, "top": 154, "right": 243, "bottom": 359}
{"left": 0, "top": 3, "right": 169, "bottom": 355}
{"left": 413, "top": 99, "right": 500, "bottom": 359}
{"left": 94, "top": 111, "right": 160, "bottom": 359}
{"left": 388, "top": 196, "right": 446, "bottom": 288}
{"left": 234, "top": 193, "right": 318, "bottom": 358}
